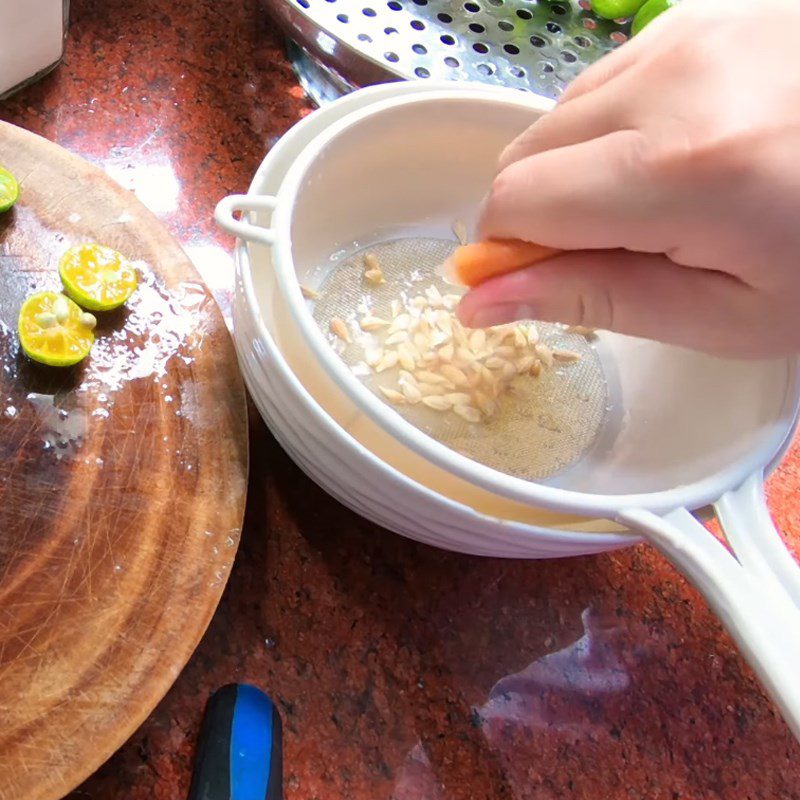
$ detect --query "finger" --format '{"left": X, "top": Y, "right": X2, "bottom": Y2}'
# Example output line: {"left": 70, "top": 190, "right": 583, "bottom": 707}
{"left": 481, "top": 131, "right": 669, "bottom": 253}
{"left": 497, "top": 76, "right": 633, "bottom": 172}
{"left": 559, "top": 1, "right": 679, "bottom": 105}
{"left": 456, "top": 250, "right": 777, "bottom": 358}
{"left": 558, "top": 32, "right": 647, "bottom": 105}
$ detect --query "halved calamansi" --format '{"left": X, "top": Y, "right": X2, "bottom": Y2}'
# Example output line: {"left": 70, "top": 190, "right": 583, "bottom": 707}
{"left": 18, "top": 292, "right": 96, "bottom": 367}
{"left": 59, "top": 243, "right": 138, "bottom": 311}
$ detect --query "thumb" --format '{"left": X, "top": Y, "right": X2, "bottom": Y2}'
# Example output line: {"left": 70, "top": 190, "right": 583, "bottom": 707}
{"left": 455, "top": 250, "right": 764, "bottom": 358}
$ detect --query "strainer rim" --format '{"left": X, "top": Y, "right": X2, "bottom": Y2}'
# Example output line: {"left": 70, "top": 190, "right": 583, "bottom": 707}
{"left": 269, "top": 88, "right": 800, "bottom": 518}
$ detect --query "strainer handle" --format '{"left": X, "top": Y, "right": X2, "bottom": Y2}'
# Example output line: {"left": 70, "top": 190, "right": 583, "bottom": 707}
{"left": 716, "top": 472, "right": 800, "bottom": 608}
{"left": 621, "top": 506, "right": 800, "bottom": 743}
{"left": 215, "top": 194, "right": 278, "bottom": 247}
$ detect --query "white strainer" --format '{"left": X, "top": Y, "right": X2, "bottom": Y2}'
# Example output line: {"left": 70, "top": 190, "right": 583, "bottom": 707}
{"left": 217, "top": 86, "right": 800, "bottom": 737}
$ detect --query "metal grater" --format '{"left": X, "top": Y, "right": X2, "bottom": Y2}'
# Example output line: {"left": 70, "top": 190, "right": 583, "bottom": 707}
{"left": 265, "top": 0, "right": 631, "bottom": 105}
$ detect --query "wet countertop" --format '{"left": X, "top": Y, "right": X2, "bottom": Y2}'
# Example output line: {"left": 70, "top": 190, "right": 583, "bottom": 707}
{"left": 2, "top": 1, "right": 800, "bottom": 798}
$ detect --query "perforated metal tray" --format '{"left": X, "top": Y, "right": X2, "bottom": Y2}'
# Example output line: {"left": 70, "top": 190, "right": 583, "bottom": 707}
{"left": 265, "top": 0, "right": 631, "bottom": 104}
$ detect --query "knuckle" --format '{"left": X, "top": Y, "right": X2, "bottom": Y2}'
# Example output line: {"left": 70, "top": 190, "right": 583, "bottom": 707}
{"left": 637, "top": 123, "right": 754, "bottom": 188}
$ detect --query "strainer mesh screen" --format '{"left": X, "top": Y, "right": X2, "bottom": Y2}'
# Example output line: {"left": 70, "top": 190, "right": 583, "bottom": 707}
{"left": 311, "top": 237, "right": 607, "bottom": 481}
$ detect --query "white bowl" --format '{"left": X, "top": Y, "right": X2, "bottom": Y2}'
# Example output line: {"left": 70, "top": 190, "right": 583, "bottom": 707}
{"left": 228, "top": 81, "right": 634, "bottom": 558}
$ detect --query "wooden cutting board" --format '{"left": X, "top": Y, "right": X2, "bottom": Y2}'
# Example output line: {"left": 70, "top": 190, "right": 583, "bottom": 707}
{"left": 0, "top": 122, "right": 248, "bottom": 800}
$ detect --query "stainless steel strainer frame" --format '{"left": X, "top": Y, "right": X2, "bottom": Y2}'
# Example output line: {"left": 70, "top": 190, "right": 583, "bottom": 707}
{"left": 265, "top": 0, "right": 631, "bottom": 104}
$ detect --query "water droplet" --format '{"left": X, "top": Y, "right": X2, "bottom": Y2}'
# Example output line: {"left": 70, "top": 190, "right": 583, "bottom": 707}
{"left": 225, "top": 535, "right": 235, "bottom": 548}
{"left": 264, "top": 637, "right": 276, "bottom": 649}
{"left": 4, "top": 406, "right": 17, "bottom": 419}
{"left": 114, "top": 564, "right": 123, "bottom": 573}
{"left": 92, "top": 408, "right": 110, "bottom": 419}
{"left": 211, "top": 545, "right": 219, "bottom": 555}
{"left": 164, "top": 395, "right": 173, "bottom": 403}
{"left": 95, "top": 457, "right": 104, "bottom": 466}
{"left": 58, "top": 409, "right": 69, "bottom": 420}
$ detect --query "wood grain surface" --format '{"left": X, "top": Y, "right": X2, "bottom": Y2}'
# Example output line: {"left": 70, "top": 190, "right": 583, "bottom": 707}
{"left": 0, "top": 121, "right": 248, "bottom": 800}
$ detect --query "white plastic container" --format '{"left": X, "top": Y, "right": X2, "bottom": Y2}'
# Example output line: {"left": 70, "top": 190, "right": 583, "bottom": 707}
{"left": 0, "top": 0, "right": 68, "bottom": 99}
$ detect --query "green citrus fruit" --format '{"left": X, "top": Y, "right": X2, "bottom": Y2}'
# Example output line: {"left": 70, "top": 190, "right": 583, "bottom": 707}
{"left": 18, "top": 291, "right": 96, "bottom": 367}
{"left": 0, "top": 166, "right": 19, "bottom": 212}
{"left": 591, "top": 0, "right": 647, "bottom": 20}
{"left": 632, "top": 0, "right": 678, "bottom": 34}
{"left": 59, "top": 243, "right": 138, "bottom": 311}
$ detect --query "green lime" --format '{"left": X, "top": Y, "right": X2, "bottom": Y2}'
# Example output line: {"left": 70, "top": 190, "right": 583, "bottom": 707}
{"left": 591, "top": 0, "right": 647, "bottom": 20}
{"left": 632, "top": 0, "right": 678, "bottom": 34}
{"left": 0, "top": 166, "right": 19, "bottom": 213}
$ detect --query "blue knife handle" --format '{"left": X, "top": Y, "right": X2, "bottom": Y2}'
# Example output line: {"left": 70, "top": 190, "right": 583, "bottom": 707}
{"left": 187, "top": 684, "right": 283, "bottom": 800}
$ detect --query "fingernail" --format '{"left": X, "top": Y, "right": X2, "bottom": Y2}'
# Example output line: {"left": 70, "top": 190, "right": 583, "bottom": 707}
{"left": 464, "top": 304, "right": 536, "bottom": 329}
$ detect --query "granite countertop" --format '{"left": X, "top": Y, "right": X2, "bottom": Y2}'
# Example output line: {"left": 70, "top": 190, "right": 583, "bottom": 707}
{"left": 2, "top": 1, "right": 800, "bottom": 798}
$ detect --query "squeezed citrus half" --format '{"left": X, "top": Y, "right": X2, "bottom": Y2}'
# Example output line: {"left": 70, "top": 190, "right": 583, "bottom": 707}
{"left": 59, "top": 243, "right": 138, "bottom": 311}
{"left": 18, "top": 291, "right": 95, "bottom": 367}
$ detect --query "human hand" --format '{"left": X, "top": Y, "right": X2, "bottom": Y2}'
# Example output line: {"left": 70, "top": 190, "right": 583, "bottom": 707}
{"left": 458, "top": 0, "right": 800, "bottom": 358}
